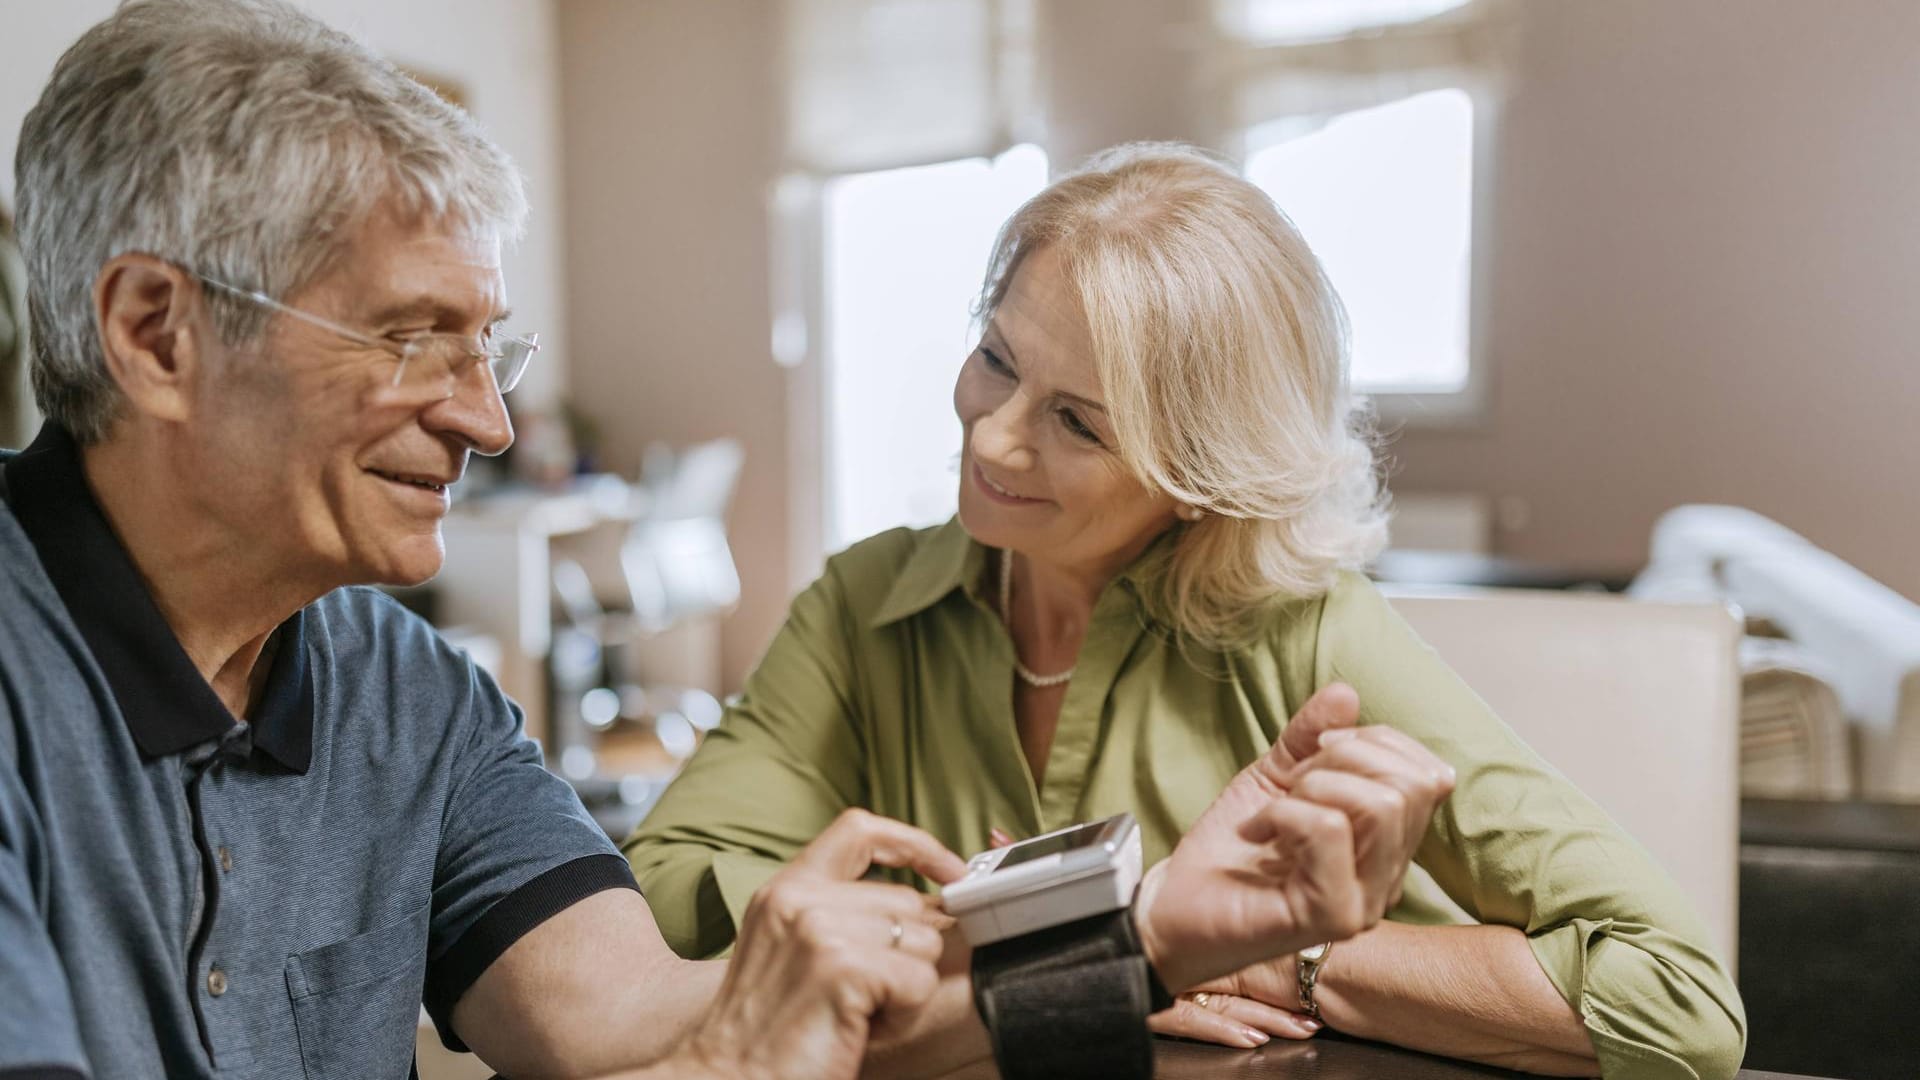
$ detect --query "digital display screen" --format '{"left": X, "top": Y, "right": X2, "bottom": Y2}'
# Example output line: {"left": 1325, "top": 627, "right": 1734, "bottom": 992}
{"left": 993, "top": 821, "right": 1108, "bottom": 872}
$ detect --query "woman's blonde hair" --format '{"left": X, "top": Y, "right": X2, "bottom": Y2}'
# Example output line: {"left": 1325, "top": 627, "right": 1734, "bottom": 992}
{"left": 976, "top": 142, "right": 1388, "bottom": 648}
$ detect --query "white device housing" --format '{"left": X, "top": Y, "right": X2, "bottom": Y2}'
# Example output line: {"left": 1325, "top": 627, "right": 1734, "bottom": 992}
{"left": 941, "top": 813, "right": 1143, "bottom": 946}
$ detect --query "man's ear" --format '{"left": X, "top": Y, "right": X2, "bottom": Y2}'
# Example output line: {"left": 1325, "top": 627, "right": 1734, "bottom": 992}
{"left": 92, "top": 254, "right": 209, "bottom": 424}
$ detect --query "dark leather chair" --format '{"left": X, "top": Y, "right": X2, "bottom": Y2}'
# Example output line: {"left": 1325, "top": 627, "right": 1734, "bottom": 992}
{"left": 1739, "top": 798, "right": 1920, "bottom": 1080}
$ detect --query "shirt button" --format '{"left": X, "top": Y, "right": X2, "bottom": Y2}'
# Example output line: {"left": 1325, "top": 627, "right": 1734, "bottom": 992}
{"left": 218, "top": 846, "right": 234, "bottom": 873}
{"left": 207, "top": 967, "right": 228, "bottom": 997}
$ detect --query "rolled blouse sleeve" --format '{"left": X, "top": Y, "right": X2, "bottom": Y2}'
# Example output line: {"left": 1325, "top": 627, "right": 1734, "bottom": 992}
{"left": 623, "top": 563, "right": 868, "bottom": 959}
{"left": 1309, "top": 573, "right": 1747, "bottom": 1080}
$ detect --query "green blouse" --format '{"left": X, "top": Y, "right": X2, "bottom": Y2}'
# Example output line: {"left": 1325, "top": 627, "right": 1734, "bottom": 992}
{"left": 624, "top": 520, "right": 1746, "bottom": 1079}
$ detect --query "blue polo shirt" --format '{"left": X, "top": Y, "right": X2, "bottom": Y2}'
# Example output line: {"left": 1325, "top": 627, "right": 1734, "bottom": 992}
{"left": 0, "top": 424, "right": 636, "bottom": 1079}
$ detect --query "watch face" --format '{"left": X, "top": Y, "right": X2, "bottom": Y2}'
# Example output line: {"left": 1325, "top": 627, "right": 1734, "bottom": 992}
{"left": 1299, "top": 943, "right": 1329, "bottom": 963}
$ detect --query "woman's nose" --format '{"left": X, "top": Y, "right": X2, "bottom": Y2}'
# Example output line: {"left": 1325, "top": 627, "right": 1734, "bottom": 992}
{"left": 970, "top": 395, "right": 1035, "bottom": 471}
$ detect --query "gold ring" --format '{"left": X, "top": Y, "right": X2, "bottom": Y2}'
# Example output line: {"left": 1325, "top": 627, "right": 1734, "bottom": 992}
{"left": 1192, "top": 991, "right": 1212, "bottom": 1009}
{"left": 889, "top": 918, "right": 904, "bottom": 950}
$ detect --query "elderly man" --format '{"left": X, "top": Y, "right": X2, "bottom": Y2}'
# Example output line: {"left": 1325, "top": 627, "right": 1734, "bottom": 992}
{"left": 0, "top": 2, "right": 1454, "bottom": 1079}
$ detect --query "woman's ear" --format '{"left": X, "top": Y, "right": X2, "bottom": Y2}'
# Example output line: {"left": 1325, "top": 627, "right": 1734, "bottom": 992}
{"left": 1178, "top": 503, "right": 1206, "bottom": 522}
{"left": 92, "top": 254, "right": 206, "bottom": 425}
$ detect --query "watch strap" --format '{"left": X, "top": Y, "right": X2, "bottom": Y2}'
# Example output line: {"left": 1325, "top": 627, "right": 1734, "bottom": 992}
{"left": 1125, "top": 898, "right": 1177, "bottom": 1013}
{"left": 971, "top": 909, "right": 1156, "bottom": 1080}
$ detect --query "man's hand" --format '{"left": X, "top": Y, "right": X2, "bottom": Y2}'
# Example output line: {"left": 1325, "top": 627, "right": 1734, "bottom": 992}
{"left": 671, "top": 809, "right": 968, "bottom": 1080}
{"left": 1133, "top": 683, "right": 1454, "bottom": 994}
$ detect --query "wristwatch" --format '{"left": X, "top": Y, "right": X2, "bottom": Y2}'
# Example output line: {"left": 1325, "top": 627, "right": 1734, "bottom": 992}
{"left": 1296, "top": 941, "right": 1333, "bottom": 1022}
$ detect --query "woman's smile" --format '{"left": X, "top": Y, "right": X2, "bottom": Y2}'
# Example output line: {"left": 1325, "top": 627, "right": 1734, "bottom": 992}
{"left": 971, "top": 460, "right": 1049, "bottom": 506}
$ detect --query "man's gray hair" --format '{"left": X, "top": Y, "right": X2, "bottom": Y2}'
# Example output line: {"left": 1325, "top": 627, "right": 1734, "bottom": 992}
{"left": 14, "top": 0, "right": 528, "bottom": 443}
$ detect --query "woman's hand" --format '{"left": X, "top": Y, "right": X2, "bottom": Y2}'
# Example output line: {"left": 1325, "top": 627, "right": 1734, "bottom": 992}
{"left": 1148, "top": 982, "right": 1321, "bottom": 1048}
{"left": 1133, "top": 683, "right": 1455, "bottom": 994}
{"left": 673, "top": 809, "right": 968, "bottom": 1080}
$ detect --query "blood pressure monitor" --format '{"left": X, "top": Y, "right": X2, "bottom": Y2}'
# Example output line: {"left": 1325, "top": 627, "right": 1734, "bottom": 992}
{"left": 942, "top": 812, "right": 1143, "bottom": 946}
{"left": 954, "top": 812, "right": 1163, "bottom": 1080}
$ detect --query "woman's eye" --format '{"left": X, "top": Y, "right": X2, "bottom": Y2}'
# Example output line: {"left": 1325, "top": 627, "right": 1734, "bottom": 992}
{"left": 1059, "top": 408, "right": 1102, "bottom": 445}
{"left": 980, "top": 347, "right": 1012, "bottom": 376}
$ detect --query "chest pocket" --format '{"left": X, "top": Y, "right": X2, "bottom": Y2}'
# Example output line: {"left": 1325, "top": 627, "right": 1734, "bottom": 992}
{"left": 285, "top": 907, "right": 430, "bottom": 1080}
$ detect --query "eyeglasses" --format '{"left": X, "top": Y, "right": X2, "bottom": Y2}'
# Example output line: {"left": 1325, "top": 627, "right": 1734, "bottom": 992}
{"left": 192, "top": 273, "right": 539, "bottom": 396}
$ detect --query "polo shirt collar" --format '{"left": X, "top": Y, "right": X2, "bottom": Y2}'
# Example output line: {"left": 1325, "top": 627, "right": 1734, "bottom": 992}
{"left": 2, "top": 422, "right": 314, "bottom": 772}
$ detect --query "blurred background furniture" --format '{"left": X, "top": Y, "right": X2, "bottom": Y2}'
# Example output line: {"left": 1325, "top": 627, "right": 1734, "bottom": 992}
{"left": 546, "top": 439, "right": 745, "bottom": 837}
{"left": 1385, "top": 588, "right": 1743, "bottom": 966}
{"left": 437, "top": 474, "right": 649, "bottom": 741}
{"left": 1632, "top": 505, "right": 1920, "bottom": 803}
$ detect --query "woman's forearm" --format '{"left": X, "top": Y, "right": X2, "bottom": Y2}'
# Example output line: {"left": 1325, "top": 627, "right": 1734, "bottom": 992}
{"left": 1310, "top": 921, "right": 1599, "bottom": 1076}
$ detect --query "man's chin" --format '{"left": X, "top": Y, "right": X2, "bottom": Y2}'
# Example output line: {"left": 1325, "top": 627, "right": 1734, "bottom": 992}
{"left": 352, "top": 535, "right": 447, "bottom": 589}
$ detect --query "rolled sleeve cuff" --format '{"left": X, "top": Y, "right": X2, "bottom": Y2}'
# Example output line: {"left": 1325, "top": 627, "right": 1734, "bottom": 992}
{"left": 1527, "top": 917, "right": 1746, "bottom": 1080}
{"left": 711, "top": 850, "right": 786, "bottom": 935}
{"left": 424, "top": 853, "right": 639, "bottom": 1051}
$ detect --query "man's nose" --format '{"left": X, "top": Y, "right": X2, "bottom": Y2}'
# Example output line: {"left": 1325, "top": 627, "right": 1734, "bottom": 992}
{"left": 423, "top": 360, "right": 514, "bottom": 457}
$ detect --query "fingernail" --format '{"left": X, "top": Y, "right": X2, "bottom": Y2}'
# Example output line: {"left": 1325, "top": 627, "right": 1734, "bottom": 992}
{"left": 1243, "top": 1027, "right": 1270, "bottom": 1045}
{"left": 1319, "top": 729, "right": 1360, "bottom": 746}
{"left": 1301, "top": 1018, "right": 1322, "bottom": 1032}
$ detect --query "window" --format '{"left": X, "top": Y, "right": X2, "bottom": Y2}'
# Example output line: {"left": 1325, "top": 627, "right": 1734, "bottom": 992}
{"left": 1244, "top": 87, "right": 1476, "bottom": 396}
{"left": 1223, "top": 0, "right": 1474, "bottom": 44}
{"left": 819, "top": 144, "right": 1049, "bottom": 551}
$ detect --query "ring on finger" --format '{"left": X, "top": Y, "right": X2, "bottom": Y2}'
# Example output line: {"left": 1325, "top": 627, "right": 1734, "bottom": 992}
{"left": 1191, "top": 991, "right": 1213, "bottom": 1009}
{"left": 889, "top": 917, "right": 903, "bottom": 950}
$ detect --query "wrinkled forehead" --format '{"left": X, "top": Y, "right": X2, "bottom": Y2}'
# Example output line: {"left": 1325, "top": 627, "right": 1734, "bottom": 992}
{"left": 294, "top": 202, "right": 508, "bottom": 325}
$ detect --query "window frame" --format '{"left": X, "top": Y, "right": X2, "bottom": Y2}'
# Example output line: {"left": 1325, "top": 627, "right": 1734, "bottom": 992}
{"left": 1229, "top": 79, "right": 1504, "bottom": 430}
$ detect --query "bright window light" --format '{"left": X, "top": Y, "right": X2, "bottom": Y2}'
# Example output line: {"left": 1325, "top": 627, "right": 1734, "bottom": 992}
{"left": 1224, "top": 0, "right": 1473, "bottom": 44}
{"left": 822, "top": 144, "right": 1049, "bottom": 551}
{"left": 1245, "top": 88, "right": 1475, "bottom": 394}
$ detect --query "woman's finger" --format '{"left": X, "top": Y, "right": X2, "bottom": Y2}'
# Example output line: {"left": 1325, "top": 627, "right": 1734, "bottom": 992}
{"left": 1284, "top": 734, "right": 1448, "bottom": 858}
{"left": 1237, "top": 795, "right": 1367, "bottom": 945}
{"left": 1209, "top": 992, "right": 1323, "bottom": 1040}
{"left": 1149, "top": 996, "right": 1270, "bottom": 1048}
{"left": 1289, "top": 767, "right": 1428, "bottom": 918}
{"left": 1330, "top": 724, "right": 1457, "bottom": 792}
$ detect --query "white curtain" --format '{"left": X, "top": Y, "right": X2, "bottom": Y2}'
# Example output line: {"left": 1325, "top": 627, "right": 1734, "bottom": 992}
{"left": 1208, "top": 0, "right": 1519, "bottom": 137}
{"left": 781, "top": 0, "right": 1038, "bottom": 175}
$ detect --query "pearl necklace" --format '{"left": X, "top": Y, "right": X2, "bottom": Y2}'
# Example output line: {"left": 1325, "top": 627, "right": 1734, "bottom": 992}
{"left": 999, "top": 549, "right": 1076, "bottom": 688}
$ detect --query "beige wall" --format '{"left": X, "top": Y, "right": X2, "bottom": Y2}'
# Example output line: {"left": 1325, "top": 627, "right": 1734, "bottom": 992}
{"left": 1391, "top": 0, "right": 1920, "bottom": 600}
{"left": 557, "top": 0, "right": 786, "bottom": 689}
{"left": 551, "top": 0, "right": 1920, "bottom": 689}
{"left": 22, "top": 1, "right": 1904, "bottom": 685}
{"left": 0, "top": 0, "right": 569, "bottom": 407}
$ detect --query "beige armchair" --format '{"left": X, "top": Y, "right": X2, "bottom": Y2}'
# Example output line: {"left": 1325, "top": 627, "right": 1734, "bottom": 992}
{"left": 1386, "top": 588, "right": 1742, "bottom": 966}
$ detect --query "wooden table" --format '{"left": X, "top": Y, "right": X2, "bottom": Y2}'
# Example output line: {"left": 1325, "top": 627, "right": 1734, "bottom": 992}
{"left": 940, "top": 1033, "right": 1831, "bottom": 1079}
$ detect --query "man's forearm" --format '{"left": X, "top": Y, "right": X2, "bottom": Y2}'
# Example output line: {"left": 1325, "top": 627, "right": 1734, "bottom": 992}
{"left": 474, "top": 953, "right": 728, "bottom": 1078}
{"left": 456, "top": 889, "right": 732, "bottom": 1079}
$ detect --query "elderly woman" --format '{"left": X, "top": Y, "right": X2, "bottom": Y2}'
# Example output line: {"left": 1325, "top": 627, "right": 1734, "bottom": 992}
{"left": 626, "top": 144, "right": 1744, "bottom": 1079}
